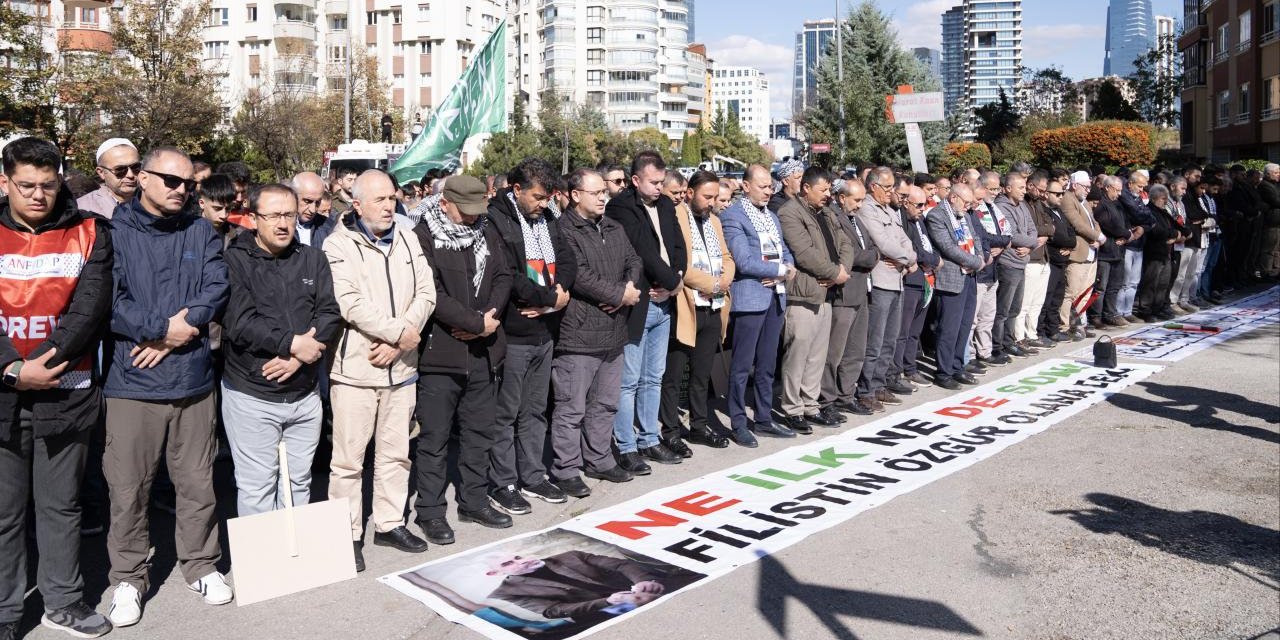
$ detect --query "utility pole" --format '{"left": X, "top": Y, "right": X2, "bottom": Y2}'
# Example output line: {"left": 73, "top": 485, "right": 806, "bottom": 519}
{"left": 836, "top": 0, "right": 846, "bottom": 164}
{"left": 344, "top": 0, "right": 352, "bottom": 143}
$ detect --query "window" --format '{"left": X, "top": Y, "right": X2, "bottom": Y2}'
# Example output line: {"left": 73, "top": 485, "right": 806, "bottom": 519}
{"left": 418, "top": 41, "right": 432, "bottom": 54}
{"left": 587, "top": 70, "right": 603, "bottom": 86}
{"left": 587, "top": 28, "right": 603, "bottom": 44}
{"left": 1215, "top": 24, "right": 1230, "bottom": 60}
{"left": 419, "top": 72, "right": 431, "bottom": 82}
{"left": 1218, "top": 90, "right": 1230, "bottom": 124}
{"left": 246, "top": 5, "right": 256, "bottom": 22}
{"left": 328, "top": 45, "right": 347, "bottom": 61}
{"left": 1264, "top": 2, "right": 1278, "bottom": 38}
{"left": 1239, "top": 10, "right": 1252, "bottom": 45}
{"left": 586, "top": 6, "right": 603, "bottom": 20}
{"left": 204, "top": 41, "right": 227, "bottom": 58}
{"left": 331, "top": 16, "right": 347, "bottom": 30}
{"left": 1239, "top": 82, "right": 1250, "bottom": 117}
{"left": 209, "top": 7, "right": 228, "bottom": 26}
{"left": 466, "top": 7, "right": 472, "bottom": 25}
{"left": 392, "top": 9, "right": 401, "bottom": 24}
{"left": 587, "top": 49, "right": 604, "bottom": 64}
{"left": 418, "top": 3, "right": 429, "bottom": 12}
{"left": 1266, "top": 76, "right": 1280, "bottom": 117}
{"left": 366, "top": 11, "right": 377, "bottom": 25}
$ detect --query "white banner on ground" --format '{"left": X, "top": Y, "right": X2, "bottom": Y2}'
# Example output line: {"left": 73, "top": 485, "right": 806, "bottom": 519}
{"left": 381, "top": 359, "right": 1161, "bottom": 640}
{"left": 1074, "top": 287, "right": 1279, "bottom": 362}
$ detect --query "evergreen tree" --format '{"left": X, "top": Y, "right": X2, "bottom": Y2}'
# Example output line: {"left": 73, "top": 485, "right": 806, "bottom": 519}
{"left": 973, "top": 88, "right": 1021, "bottom": 147}
{"left": 803, "top": 1, "right": 946, "bottom": 168}
{"left": 1089, "top": 79, "right": 1141, "bottom": 121}
{"left": 681, "top": 129, "right": 703, "bottom": 167}
{"left": 1128, "top": 34, "right": 1182, "bottom": 127}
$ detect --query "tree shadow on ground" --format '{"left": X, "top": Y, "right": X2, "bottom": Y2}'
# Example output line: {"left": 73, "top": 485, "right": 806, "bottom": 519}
{"left": 1051, "top": 493, "right": 1280, "bottom": 587}
{"left": 755, "top": 553, "right": 983, "bottom": 640}
{"left": 1106, "top": 381, "right": 1280, "bottom": 444}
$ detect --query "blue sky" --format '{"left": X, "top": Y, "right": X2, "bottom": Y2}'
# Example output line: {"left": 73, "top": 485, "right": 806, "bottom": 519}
{"left": 697, "top": 0, "right": 1183, "bottom": 120}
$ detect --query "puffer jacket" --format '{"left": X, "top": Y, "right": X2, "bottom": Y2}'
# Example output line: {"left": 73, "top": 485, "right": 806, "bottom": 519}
{"left": 104, "top": 197, "right": 227, "bottom": 401}
{"left": 323, "top": 217, "right": 435, "bottom": 387}
{"left": 557, "top": 208, "right": 642, "bottom": 359}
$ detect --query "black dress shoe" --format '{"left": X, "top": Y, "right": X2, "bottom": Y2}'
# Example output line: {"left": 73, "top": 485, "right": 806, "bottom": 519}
{"left": 1006, "top": 344, "right": 1029, "bottom": 357}
{"left": 662, "top": 437, "right": 693, "bottom": 459}
{"left": 886, "top": 380, "right": 915, "bottom": 395}
{"left": 754, "top": 421, "right": 797, "bottom": 438}
{"left": 964, "top": 362, "right": 987, "bottom": 375}
{"left": 905, "top": 372, "right": 932, "bottom": 387}
{"left": 617, "top": 451, "right": 652, "bottom": 475}
{"left": 553, "top": 475, "right": 592, "bottom": 499}
{"left": 687, "top": 426, "right": 730, "bottom": 448}
{"left": 837, "top": 400, "right": 873, "bottom": 415}
{"left": 781, "top": 415, "right": 812, "bottom": 434}
{"left": 640, "top": 443, "right": 682, "bottom": 464}
{"left": 373, "top": 526, "right": 429, "bottom": 553}
{"left": 353, "top": 542, "right": 365, "bottom": 573}
{"left": 458, "top": 505, "right": 514, "bottom": 529}
{"left": 954, "top": 372, "right": 979, "bottom": 385}
{"left": 808, "top": 409, "right": 839, "bottom": 424}
{"left": 934, "top": 376, "right": 961, "bottom": 390}
{"left": 731, "top": 427, "right": 759, "bottom": 448}
{"left": 584, "top": 465, "right": 634, "bottom": 483}
{"left": 988, "top": 353, "right": 1012, "bottom": 365}
{"left": 819, "top": 407, "right": 846, "bottom": 426}
{"left": 1030, "top": 337, "right": 1055, "bottom": 348}
{"left": 1050, "top": 332, "right": 1071, "bottom": 342}
{"left": 420, "top": 518, "right": 455, "bottom": 545}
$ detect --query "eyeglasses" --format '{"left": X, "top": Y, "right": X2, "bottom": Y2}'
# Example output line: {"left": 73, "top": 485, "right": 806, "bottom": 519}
{"left": 142, "top": 169, "right": 196, "bottom": 192}
{"left": 254, "top": 212, "right": 298, "bottom": 222}
{"left": 608, "top": 178, "right": 626, "bottom": 186}
{"left": 1046, "top": 189, "right": 1066, "bottom": 196}
{"left": 574, "top": 189, "right": 607, "bottom": 198}
{"left": 8, "top": 180, "right": 61, "bottom": 198}
{"left": 101, "top": 162, "right": 142, "bottom": 179}
{"left": 910, "top": 201, "right": 928, "bottom": 208}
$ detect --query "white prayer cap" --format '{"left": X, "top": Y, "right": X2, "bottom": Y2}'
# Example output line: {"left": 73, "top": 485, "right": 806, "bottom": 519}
{"left": 1070, "top": 170, "right": 1091, "bottom": 187}
{"left": 95, "top": 138, "right": 136, "bottom": 164}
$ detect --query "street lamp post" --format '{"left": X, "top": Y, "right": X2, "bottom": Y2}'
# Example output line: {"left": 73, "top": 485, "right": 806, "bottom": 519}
{"left": 836, "top": 0, "right": 846, "bottom": 164}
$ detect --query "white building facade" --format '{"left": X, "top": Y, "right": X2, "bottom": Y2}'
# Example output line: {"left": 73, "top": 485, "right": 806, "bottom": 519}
{"left": 711, "top": 65, "right": 770, "bottom": 143}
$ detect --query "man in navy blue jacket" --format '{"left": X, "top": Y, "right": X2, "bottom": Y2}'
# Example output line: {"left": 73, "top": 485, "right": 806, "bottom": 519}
{"left": 102, "top": 147, "right": 231, "bottom": 626}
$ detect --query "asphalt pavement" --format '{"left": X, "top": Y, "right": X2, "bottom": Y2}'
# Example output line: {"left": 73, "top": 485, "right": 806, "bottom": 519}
{"left": 18, "top": 287, "right": 1280, "bottom": 640}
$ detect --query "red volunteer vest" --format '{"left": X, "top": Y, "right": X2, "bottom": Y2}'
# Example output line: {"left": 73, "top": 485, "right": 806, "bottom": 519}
{"left": 0, "top": 218, "right": 96, "bottom": 389}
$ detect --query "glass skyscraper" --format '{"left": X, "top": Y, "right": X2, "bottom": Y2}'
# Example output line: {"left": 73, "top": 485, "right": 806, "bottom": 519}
{"left": 942, "top": 5, "right": 965, "bottom": 116}
{"left": 962, "top": 0, "right": 1022, "bottom": 111}
{"left": 792, "top": 18, "right": 837, "bottom": 119}
{"left": 1104, "top": 0, "right": 1155, "bottom": 77}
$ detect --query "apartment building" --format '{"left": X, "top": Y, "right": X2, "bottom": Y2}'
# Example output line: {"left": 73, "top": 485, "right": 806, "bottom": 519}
{"left": 711, "top": 65, "right": 770, "bottom": 143}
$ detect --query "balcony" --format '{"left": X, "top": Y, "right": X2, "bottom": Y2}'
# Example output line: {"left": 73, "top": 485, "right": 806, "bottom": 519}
{"left": 57, "top": 22, "right": 112, "bottom": 52}
{"left": 1262, "top": 30, "right": 1278, "bottom": 45}
{"left": 1217, "top": 114, "right": 1229, "bottom": 128}
{"left": 1261, "top": 107, "right": 1279, "bottom": 121}
{"left": 275, "top": 54, "right": 317, "bottom": 74}
{"left": 1213, "top": 49, "right": 1229, "bottom": 64}
{"left": 1236, "top": 39, "right": 1251, "bottom": 54}
{"left": 274, "top": 20, "right": 317, "bottom": 41}
{"left": 325, "top": 0, "right": 348, "bottom": 15}
{"left": 1236, "top": 112, "right": 1251, "bottom": 124}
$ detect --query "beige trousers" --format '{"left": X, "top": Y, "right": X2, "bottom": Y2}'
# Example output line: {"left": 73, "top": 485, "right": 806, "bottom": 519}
{"left": 781, "top": 302, "right": 833, "bottom": 416}
{"left": 328, "top": 382, "right": 416, "bottom": 540}
{"left": 1061, "top": 261, "right": 1098, "bottom": 329}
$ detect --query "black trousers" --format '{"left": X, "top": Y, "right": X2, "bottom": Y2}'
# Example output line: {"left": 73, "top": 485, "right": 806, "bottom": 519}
{"left": 1090, "top": 259, "right": 1125, "bottom": 322}
{"left": 414, "top": 354, "right": 498, "bottom": 520}
{"left": 993, "top": 263, "right": 1025, "bottom": 355}
{"left": 892, "top": 286, "right": 928, "bottom": 378}
{"left": 660, "top": 307, "right": 722, "bottom": 439}
{"left": 1136, "top": 257, "right": 1173, "bottom": 316}
{"left": 0, "top": 410, "right": 90, "bottom": 623}
{"left": 1038, "top": 260, "right": 1068, "bottom": 337}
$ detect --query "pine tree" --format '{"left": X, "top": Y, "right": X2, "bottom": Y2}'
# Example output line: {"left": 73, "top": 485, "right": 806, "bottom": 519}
{"left": 974, "top": 88, "right": 1021, "bottom": 147}
{"left": 803, "top": 1, "right": 946, "bottom": 168}
{"left": 1089, "top": 79, "right": 1141, "bottom": 121}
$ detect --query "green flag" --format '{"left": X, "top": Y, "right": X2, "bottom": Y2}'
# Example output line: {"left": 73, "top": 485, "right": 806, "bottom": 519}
{"left": 390, "top": 20, "right": 506, "bottom": 182}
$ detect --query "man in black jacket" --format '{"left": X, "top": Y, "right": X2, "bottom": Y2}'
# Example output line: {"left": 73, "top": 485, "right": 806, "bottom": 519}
{"left": 413, "top": 175, "right": 514, "bottom": 545}
{"left": 1089, "top": 177, "right": 1133, "bottom": 327}
{"left": 484, "top": 158, "right": 576, "bottom": 517}
{"left": 605, "top": 151, "right": 687, "bottom": 474}
{"left": 0, "top": 137, "right": 114, "bottom": 638}
{"left": 550, "top": 169, "right": 643, "bottom": 496}
{"left": 221, "top": 184, "right": 342, "bottom": 520}
{"left": 1036, "top": 178, "right": 1077, "bottom": 341}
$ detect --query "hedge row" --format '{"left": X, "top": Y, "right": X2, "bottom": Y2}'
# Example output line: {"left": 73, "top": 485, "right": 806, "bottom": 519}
{"left": 1031, "top": 120, "right": 1157, "bottom": 168}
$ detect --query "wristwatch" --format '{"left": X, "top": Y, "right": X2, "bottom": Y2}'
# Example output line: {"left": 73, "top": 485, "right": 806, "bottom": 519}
{"left": 3, "top": 361, "right": 23, "bottom": 388}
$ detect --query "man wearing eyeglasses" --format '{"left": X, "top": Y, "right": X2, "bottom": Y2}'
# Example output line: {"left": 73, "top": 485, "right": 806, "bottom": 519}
{"left": 925, "top": 184, "right": 989, "bottom": 390}
{"left": 855, "top": 167, "right": 916, "bottom": 412}
{"left": 220, "top": 184, "right": 341, "bottom": 521}
{"left": 76, "top": 138, "right": 139, "bottom": 220}
{"left": 102, "top": 146, "right": 232, "bottom": 625}
{"left": 892, "top": 185, "right": 941, "bottom": 396}
{"left": 0, "top": 138, "right": 115, "bottom": 639}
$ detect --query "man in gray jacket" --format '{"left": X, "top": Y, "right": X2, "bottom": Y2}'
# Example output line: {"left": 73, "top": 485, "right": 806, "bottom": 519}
{"left": 820, "top": 179, "right": 880, "bottom": 417}
{"left": 855, "top": 167, "right": 916, "bottom": 412}
{"left": 926, "top": 184, "right": 989, "bottom": 389}
{"left": 991, "top": 173, "right": 1038, "bottom": 360}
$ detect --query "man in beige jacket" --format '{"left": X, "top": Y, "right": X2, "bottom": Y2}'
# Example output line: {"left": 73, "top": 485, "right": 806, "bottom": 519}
{"left": 323, "top": 170, "right": 436, "bottom": 572}
{"left": 1060, "top": 171, "right": 1103, "bottom": 339}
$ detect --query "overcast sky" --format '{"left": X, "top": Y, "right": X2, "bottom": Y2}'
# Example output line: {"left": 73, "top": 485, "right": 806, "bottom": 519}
{"left": 697, "top": 0, "right": 1183, "bottom": 121}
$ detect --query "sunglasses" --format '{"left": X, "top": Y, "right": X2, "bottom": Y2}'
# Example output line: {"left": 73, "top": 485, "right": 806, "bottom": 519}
{"left": 608, "top": 178, "right": 626, "bottom": 186}
{"left": 143, "top": 169, "right": 197, "bottom": 192}
{"left": 1046, "top": 190, "right": 1066, "bottom": 196}
{"left": 910, "top": 201, "right": 928, "bottom": 207}
{"left": 101, "top": 162, "right": 142, "bottom": 179}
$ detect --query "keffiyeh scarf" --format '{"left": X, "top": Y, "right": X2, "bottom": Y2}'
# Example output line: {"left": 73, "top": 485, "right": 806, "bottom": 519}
{"left": 687, "top": 211, "right": 725, "bottom": 309}
{"left": 423, "top": 194, "right": 489, "bottom": 295}
{"left": 739, "top": 197, "right": 786, "bottom": 294}
{"left": 508, "top": 191, "right": 557, "bottom": 286}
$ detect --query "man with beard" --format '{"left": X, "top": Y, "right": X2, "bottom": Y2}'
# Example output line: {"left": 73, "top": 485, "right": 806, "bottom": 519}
{"left": 77, "top": 138, "right": 139, "bottom": 220}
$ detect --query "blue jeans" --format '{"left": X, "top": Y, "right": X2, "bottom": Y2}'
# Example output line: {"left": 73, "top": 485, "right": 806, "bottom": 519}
{"left": 1117, "top": 249, "right": 1144, "bottom": 316}
{"left": 613, "top": 300, "right": 671, "bottom": 454}
{"left": 1199, "top": 237, "right": 1222, "bottom": 299}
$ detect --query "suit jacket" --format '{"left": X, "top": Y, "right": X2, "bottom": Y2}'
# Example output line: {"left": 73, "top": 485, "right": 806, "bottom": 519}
{"left": 1061, "top": 191, "right": 1103, "bottom": 263}
{"left": 720, "top": 198, "right": 794, "bottom": 314}
{"left": 1119, "top": 189, "right": 1155, "bottom": 250}
{"left": 856, "top": 200, "right": 915, "bottom": 291}
{"left": 488, "top": 551, "right": 661, "bottom": 621}
{"left": 605, "top": 187, "right": 687, "bottom": 340}
{"left": 827, "top": 204, "right": 880, "bottom": 307}
{"left": 777, "top": 194, "right": 855, "bottom": 307}
{"left": 925, "top": 205, "right": 987, "bottom": 294}
{"left": 901, "top": 210, "right": 941, "bottom": 289}
{"left": 673, "top": 204, "right": 735, "bottom": 346}
{"left": 1093, "top": 197, "right": 1132, "bottom": 262}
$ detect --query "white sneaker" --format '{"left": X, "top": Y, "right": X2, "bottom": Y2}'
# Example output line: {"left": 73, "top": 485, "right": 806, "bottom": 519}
{"left": 108, "top": 582, "right": 142, "bottom": 627}
{"left": 188, "top": 571, "right": 234, "bottom": 606}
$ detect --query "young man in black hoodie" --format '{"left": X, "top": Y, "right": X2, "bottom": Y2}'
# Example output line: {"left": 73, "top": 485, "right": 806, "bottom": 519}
{"left": 0, "top": 137, "right": 114, "bottom": 639}
{"left": 413, "top": 176, "right": 514, "bottom": 545}
{"left": 484, "top": 158, "right": 576, "bottom": 516}
{"left": 221, "top": 184, "right": 342, "bottom": 519}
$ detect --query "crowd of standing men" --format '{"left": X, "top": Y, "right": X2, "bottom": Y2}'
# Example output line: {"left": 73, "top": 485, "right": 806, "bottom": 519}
{"left": 2, "top": 131, "right": 1279, "bottom": 639}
